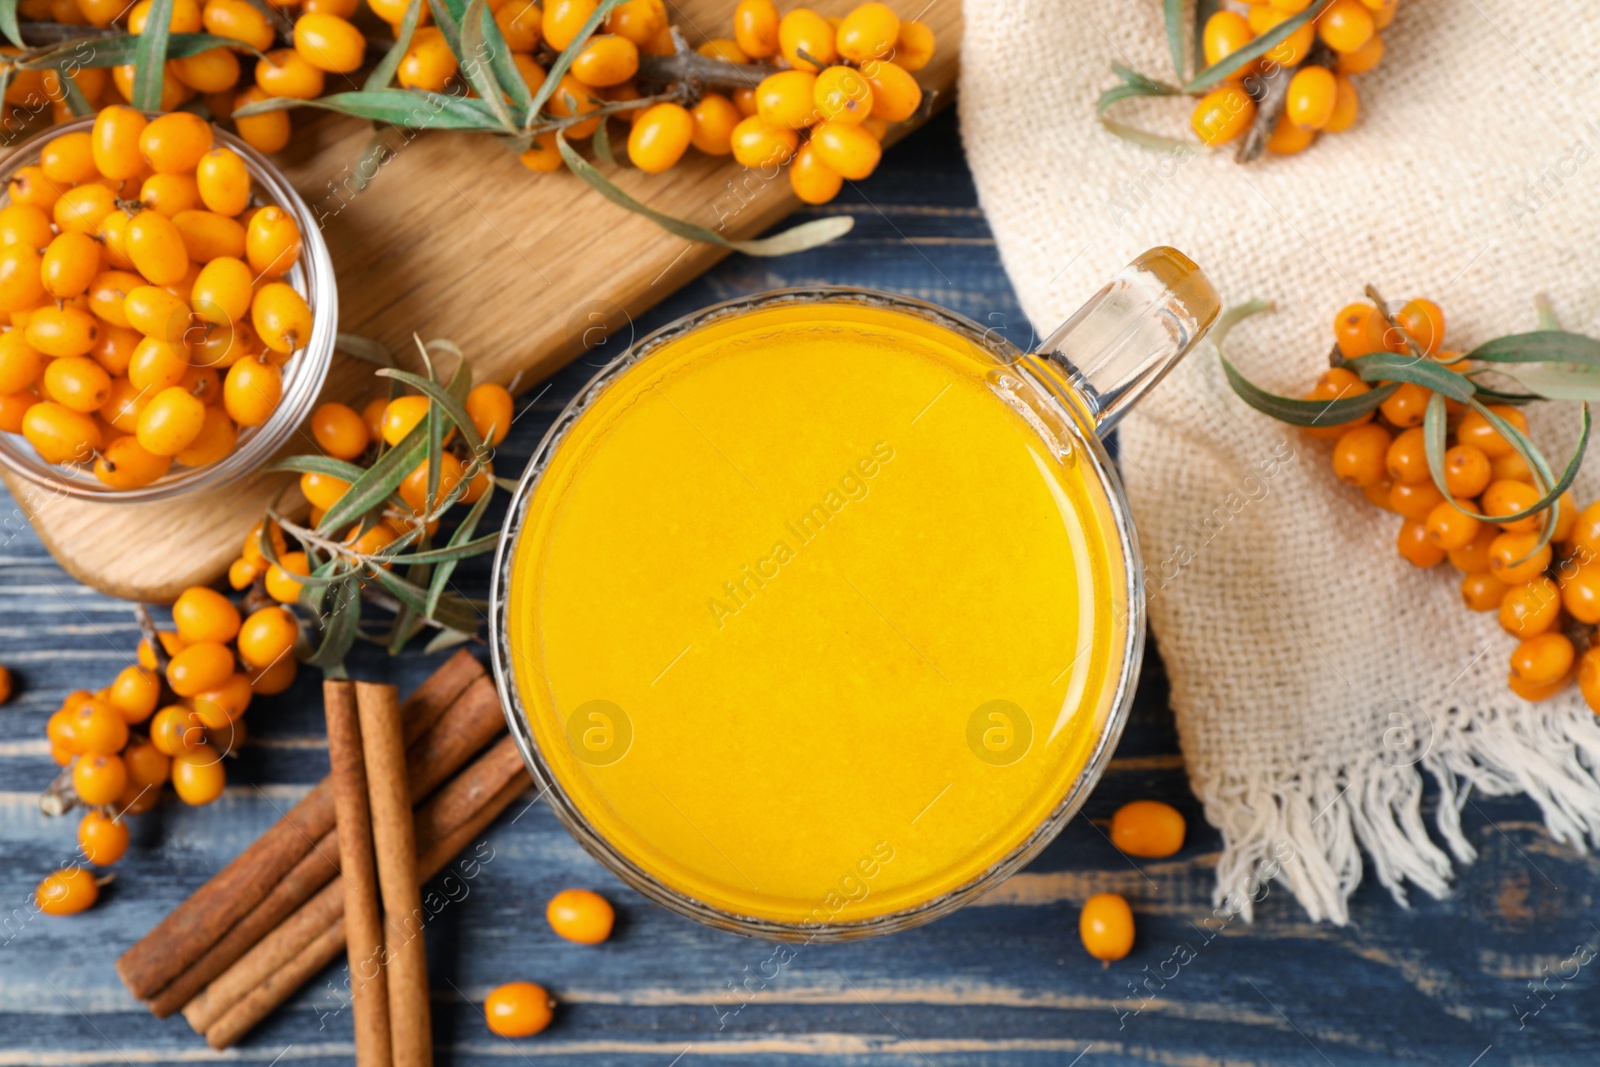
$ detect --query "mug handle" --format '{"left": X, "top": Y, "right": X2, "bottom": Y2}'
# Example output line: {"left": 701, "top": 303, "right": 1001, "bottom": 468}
{"left": 1034, "top": 247, "right": 1220, "bottom": 439}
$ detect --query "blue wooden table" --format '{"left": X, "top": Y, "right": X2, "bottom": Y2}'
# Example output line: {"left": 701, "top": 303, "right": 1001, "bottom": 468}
{"left": 2, "top": 111, "right": 1597, "bottom": 1066}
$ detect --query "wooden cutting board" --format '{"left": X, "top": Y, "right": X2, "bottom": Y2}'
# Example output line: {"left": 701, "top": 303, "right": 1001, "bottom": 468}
{"left": 3, "top": 0, "right": 962, "bottom": 603}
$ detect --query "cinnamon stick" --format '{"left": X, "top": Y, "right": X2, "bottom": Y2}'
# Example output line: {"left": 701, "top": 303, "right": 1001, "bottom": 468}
{"left": 357, "top": 682, "right": 432, "bottom": 1067}
{"left": 140, "top": 666, "right": 503, "bottom": 1016}
{"left": 326, "top": 680, "right": 392, "bottom": 1067}
{"left": 196, "top": 740, "right": 531, "bottom": 1049}
{"left": 118, "top": 649, "right": 485, "bottom": 1002}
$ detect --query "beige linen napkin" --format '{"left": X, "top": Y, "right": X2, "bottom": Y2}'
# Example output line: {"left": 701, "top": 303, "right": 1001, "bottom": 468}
{"left": 960, "top": 0, "right": 1600, "bottom": 922}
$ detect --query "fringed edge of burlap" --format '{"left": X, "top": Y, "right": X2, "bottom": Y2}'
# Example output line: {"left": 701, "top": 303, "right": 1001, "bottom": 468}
{"left": 1195, "top": 704, "right": 1600, "bottom": 925}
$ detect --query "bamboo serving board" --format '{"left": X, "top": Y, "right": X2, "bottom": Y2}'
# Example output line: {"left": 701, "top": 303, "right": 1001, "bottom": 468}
{"left": 3, "top": 1, "right": 961, "bottom": 603}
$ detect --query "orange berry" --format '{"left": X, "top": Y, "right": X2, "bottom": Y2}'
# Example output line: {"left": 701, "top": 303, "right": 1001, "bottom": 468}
{"left": 1457, "top": 406, "right": 1526, "bottom": 459}
{"left": 68, "top": 699, "right": 128, "bottom": 754}
{"left": 1511, "top": 632, "right": 1574, "bottom": 687}
{"left": 1079, "top": 892, "right": 1134, "bottom": 962}
{"left": 1202, "top": 11, "right": 1255, "bottom": 78}
{"left": 136, "top": 630, "right": 185, "bottom": 669}
{"left": 1396, "top": 518, "right": 1445, "bottom": 568}
{"left": 1394, "top": 298, "right": 1445, "bottom": 356}
{"left": 1460, "top": 571, "right": 1508, "bottom": 613}
{"left": 1509, "top": 671, "right": 1570, "bottom": 703}
{"left": 789, "top": 141, "right": 843, "bottom": 205}
{"left": 78, "top": 811, "right": 129, "bottom": 866}
{"left": 37, "top": 866, "right": 98, "bottom": 915}
{"left": 733, "top": 0, "right": 779, "bottom": 58}
{"left": 777, "top": 6, "right": 836, "bottom": 71}
{"left": 173, "top": 586, "right": 241, "bottom": 644}
{"left": 171, "top": 748, "right": 226, "bottom": 804}
{"left": 1489, "top": 531, "right": 1552, "bottom": 586}
{"left": 1500, "top": 576, "right": 1560, "bottom": 636}
{"left": 1481, "top": 479, "right": 1545, "bottom": 535}
{"left": 835, "top": 2, "right": 898, "bottom": 64}
{"left": 1318, "top": 0, "right": 1374, "bottom": 54}
{"left": 546, "top": 888, "right": 614, "bottom": 943}
{"left": 73, "top": 752, "right": 128, "bottom": 806}
{"left": 484, "top": 981, "right": 555, "bottom": 1038}
{"left": 166, "top": 640, "right": 236, "bottom": 697}
{"left": 1330, "top": 423, "right": 1389, "bottom": 487}
{"left": 1578, "top": 646, "right": 1600, "bottom": 714}
{"left": 1444, "top": 444, "right": 1492, "bottom": 499}
{"left": 107, "top": 664, "right": 160, "bottom": 723}
{"left": 1377, "top": 382, "right": 1430, "bottom": 429}
{"left": 1561, "top": 563, "right": 1600, "bottom": 624}
{"left": 1424, "top": 501, "right": 1481, "bottom": 550}
{"left": 265, "top": 551, "right": 310, "bottom": 604}
{"left": 1190, "top": 85, "right": 1254, "bottom": 145}
{"left": 1301, "top": 366, "right": 1371, "bottom": 440}
{"left": 149, "top": 704, "right": 204, "bottom": 756}
{"left": 464, "top": 383, "right": 514, "bottom": 447}
{"left": 311, "top": 401, "right": 370, "bottom": 459}
{"left": 247, "top": 655, "right": 299, "bottom": 695}
{"left": 1384, "top": 427, "right": 1430, "bottom": 485}
{"left": 1108, "top": 799, "right": 1185, "bottom": 858}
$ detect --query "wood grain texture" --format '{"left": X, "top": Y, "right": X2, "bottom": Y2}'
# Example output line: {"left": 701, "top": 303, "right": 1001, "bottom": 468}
{"left": 1, "top": 0, "right": 963, "bottom": 604}
{"left": 2, "top": 113, "right": 1596, "bottom": 1066}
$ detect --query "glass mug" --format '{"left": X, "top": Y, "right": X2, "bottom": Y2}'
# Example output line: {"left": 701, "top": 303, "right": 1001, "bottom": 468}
{"left": 490, "top": 247, "right": 1218, "bottom": 940}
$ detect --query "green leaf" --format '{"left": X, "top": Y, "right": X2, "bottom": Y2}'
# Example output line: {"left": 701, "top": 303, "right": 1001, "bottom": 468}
{"left": 1163, "top": 0, "right": 1186, "bottom": 80}
{"left": 366, "top": 0, "right": 421, "bottom": 90}
{"left": 1464, "top": 330, "right": 1600, "bottom": 368}
{"left": 477, "top": 0, "right": 533, "bottom": 115}
{"left": 1193, "top": 0, "right": 1222, "bottom": 76}
{"left": 133, "top": 0, "right": 176, "bottom": 111}
{"left": 55, "top": 66, "right": 92, "bottom": 116}
{"left": 315, "top": 420, "right": 428, "bottom": 536}
{"left": 426, "top": 0, "right": 465, "bottom": 57}
{"left": 556, "top": 134, "right": 854, "bottom": 256}
{"left": 1495, "top": 364, "right": 1600, "bottom": 402}
{"left": 0, "top": 0, "right": 20, "bottom": 48}
{"left": 1343, "top": 352, "right": 1476, "bottom": 402}
{"left": 368, "top": 564, "right": 481, "bottom": 633}
{"left": 424, "top": 480, "right": 493, "bottom": 614}
{"left": 524, "top": 0, "right": 626, "bottom": 131}
{"left": 375, "top": 367, "right": 485, "bottom": 455}
{"left": 234, "top": 89, "right": 508, "bottom": 131}
{"left": 304, "top": 576, "right": 361, "bottom": 671}
{"left": 592, "top": 113, "right": 616, "bottom": 166}
{"left": 456, "top": 0, "right": 520, "bottom": 132}
{"left": 423, "top": 627, "right": 477, "bottom": 653}
{"left": 337, "top": 332, "right": 396, "bottom": 367}
{"left": 1421, "top": 393, "right": 1464, "bottom": 514}
{"left": 383, "top": 530, "right": 499, "bottom": 567}
{"left": 1220, "top": 355, "right": 1397, "bottom": 428}
{"left": 1185, "top": 0, "right": 1333, "bottom": 91}
{"left": 1466, "top": 398, "right": 1583, "bottom": 560}
{"left": 1099, "top": 116, "right": 1208, "bottom": 154}
{"left": 22, "top": 32, "right": 262, "bottom": 69}
{"left": 266, "top": 454, "right": 368, "bottom": 481}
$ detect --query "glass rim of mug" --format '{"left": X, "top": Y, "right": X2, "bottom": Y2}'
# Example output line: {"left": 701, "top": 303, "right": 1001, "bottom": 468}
{"left": 489, "top": 285, "right": 1148, "bottom": 941}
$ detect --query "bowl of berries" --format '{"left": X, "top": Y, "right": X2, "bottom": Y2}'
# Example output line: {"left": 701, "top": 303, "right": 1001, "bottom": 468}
{"left": 0, "top": 106, "right": 337, "bottom": 501}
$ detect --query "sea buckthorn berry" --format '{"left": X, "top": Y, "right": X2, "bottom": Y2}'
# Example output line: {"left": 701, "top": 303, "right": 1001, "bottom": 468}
{"left": 202, "top": 0, "right": 276, "bottom": 49}
{"left": 1500, "top": 576, "right": 1560, "bottom": 636}
{"left": 126, "top": 210, "right": 190, "bottom": 287}
{"left": 862, "top": 59, "right": 921, "bottom": 122}
{"left": 1489, "top": 531, "right": 1551, "bottom": 585}
{"left": 1424, "top": 501, "right": 1481, "bottom": 550}
{"left": 252, "top": 283, "right": 313, "bottom": 354}
{"left": 1551, "top": 491, "right": 1578, "bottom": 543}
{"left": 191, "top": 256, "right": 254, "bottom": 327}
{"left": 1394, "top": 482, "right": 1447, "bottom": 525}
{"left": 265, "top": 550, "right": 309, "bottom": 603}
{"left": 51, "top": 186, "right": 116, "bottom": 240}
{"left": 1444, "top": 444, "right": 1491, "bottom": 499}
{"left": 814, "top": 65, "right": 872, "bottom": 124}
{"left": 1080, "top": 892, "right": 1134, "bottom": 962}
{"left": 895, "top": 18, "right": 935, "bottom": 71}
{"left": 41, "top": 132, "right": 98, "bottom": 185}
{"left": 251, "top": 48, "right": 325, "bottom": 101}
{"left": 1507, "top": 671, "right": 1568, "bottom": 702}
{"left": 129, "top": 0, "right": 202, "bottom": 32}
{"left": 398, "top": 28, "right": 458, "bottom": 92}
{"left": 96, "top": 211, "right": 135, "bottom": 270}
{"left": 293, "top": 12, "right": 365, "bottom": 72}
{"left": 546, "top": 888, "right": 614, "bottom": 943}
{"left": 1337, "top": 32, "right": 1385, "bottom": 75}
{"left": 93, "top": 326, "right": 141, "bottom": 378}
{"left": 74, "top": 752, "right": 128, "bottom": 806}
{"left": 108, "top": 664, "right": 161, "bottom": 723}
{"left": 173, "top": 406, "right": 235, "bottom": 467}
{"left": 1323, "top": 74, "right": 1360, "bottom": 133}
{"left": 0, "top": 203, "right": 56, "bottom": 250}
{"left": 1202, "top": 11, "right": 1254, "bottom": 79}
{"left": 731, "top": 86, "right": 759, "bottom": 116}
{"left": 543, "top": 0, "right": 596, "bottom": 50}
{"left": 730, "top": 116, "right": 798, "bottom": 168}
{"left": 1333, "top": 303, "right": 1385, "bottom": 357}
{"left": 836, "top": 2, "right": 898, "bottom": 63}
{"left": 172, "top": 748, "right": 226, "bottom": 805}
{"left": 1560, "top": 564, "right": 1600, "bottom": 624}
{"left": 95, "top": 435, "right": 172, "bottom": 488}
{"left": 23, "top": 401, "right": 100, "bottom": 464}
{"left": 1396, "top": 518, "right": 1444, "bottom": 568}
{"left": 166, "top": 640, "right": 235, "bottom": 697}
{"left": 1191, "top": 85, "right": 1254, "bottom": 145}
{"left": 810, "top": 120, "right": 881, "bottom": 180}
{"left": 485, "top": 982, "right": 555, "bottom": 1038}
{"left": 789, "top": 141, "right": 843, "bottom": 205}
{"left": 734, "top": 0, "right": 779, "bottom": 57}
{"left": 1580, "top": 646, "right": 1600, "bottom": 714}
{"left": 1331, "top": 422, "right": 1390, "bottom": 487}
{"left": 778, "top": 7, "right": 837, "bottom": 71}
{"left": 1369, "top": 0, "right": 1396, "bottom": 29}
{"left": 492, "top": 0, "right": 541, "bottom": 50}
{"left": 1482, "top": 479, "right": 1545, "bottom": 535}
{"left": 92, "top": 105, "right": 148, "bottom": 180}
{"left": 37, "top": 867, "right": 98, "bottom": 915}
{"left": 129, "top": 338, "right": 188, "bottom": 393}
{"left": 139, "top": 112, "right": 214, "bottom": 174}
{"left": 0, "top": 331, "right": 40, "bottom": 395}
{"left": 570, "top": 33, "right": 639, "bottom": 87}
{"left": 27, "top": 306, "right": 100, "bottom": 359}
{"left": 78, "top": 811, "right": 129, "bottom": 866}
{"left": 44, "top": 356, "right": 111, "bottom": 413}
{"left": 1377, "top": 382, "right": 1429, "bottom": 428}
{"left": 1460, "top": 571, "right": 1507, "bottom": 613}
{"left": 136, "top": 630, "right": 185, "bottom": 669}
{"left": 1394, "top": 298, "right": 1445, "bottom": 356}
{"left": 1249, "top": 6, "right": 1313, "bottom": 65}
{"left": 223, "top": 356, "right": 283, "bottom": 427}
{"left": 193, "top": 672, "right": 252, "bottom": 728}
{"left": 520, "top": 134, "right": 562, "bottom": 173}
{"left": 381, "top": 394, "right": 433, "bottom": 446}
{"left": 1384, "top": 427, "right": 1429, "bottom": 485}
{"left": 300, "top": 470, "right": 350, "bottom": 512}
{"left": 233, "top": 87, "right": 292, "bottom": 153}
{"left": 171, "top": 209, "right": 247, "bottom": 263}
{"left": 173, "top": 586, "right": 241, "bottom": 645}
{"left": 0, "top": 389, "right": 33, "bottom": 434}
{"left": 0, "top": 246, "right": 44, "bottom": 315}
{"left": 400, "top": 452, "right": 465, "bottom": 517}
{"left": 139, "top": 173, "right": 201, "bottom": 217}
{"left": 697, "top": 37, "right": 748, "bottom": 61}
{"left": 1109, "top": 799, "right": 1186, "bottom": 858}
{"left": 1286, "top": 66, "right": 1337, "bottom": 129}
{"left": 241, "top": 518, "right": 289, "bottom": 568}
{"left": 246, "top": 206, "right": 303, "bottom": 279}
{"left": 311, "top": 401, "right": 369, "bottom": 459}
{"left": 464, "top": 383, "right": 513, "bottom": 446}
{"left": 603, "top": 0, "right": 663, "bottom": 45}
{"left": 688, "top": 92, "right": 742, "bottom": 156}
{"left": 461, "top": 462, "right": 493, "bottom": 504}
{"left": 1489, "top": 449, "right": 1534, "bottom": 484}
{"left": 8, "top": 167, "right": 63, "bottom": 216}
{"left": 757, "top": 70, "right": 819, "bottom": 129}
{"left": 70, "top": 699, "right": 128, "bottom": 754}
{"left": 137, "top": 386, "right": 207, "bottom": 456}
{"left": 171, "top": 45, "right": 241, "bottom": 92}
{"left": 149, "top": 705, "right": 202, "bottom": 756}
{"left": 1318, "top": 0, "right": 1375, "bottom": 53}
{"left": 248, "top": 654, "right": 298, "bottom": 695}
{"left": 1511, "top": 632, "right": 1574, "bottom": 687}
{"left": 627, "top": 103, "right": 694, "bottom": 174}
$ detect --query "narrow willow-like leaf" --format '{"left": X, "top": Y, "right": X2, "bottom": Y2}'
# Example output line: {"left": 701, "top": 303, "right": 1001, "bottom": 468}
{"left": 557, "top": 134, "right": 855, "bottom": 255}
{"left": 478, "top": 0, "right": 532, "bottom": 114}
{"left": 523, "top": 0, "right": 625, "bottom": 131}
{"left": 1461, "top": 373, "right": 1538, "bottom": 404}
{"left": 1220, "top": 355, "right": 1397, "bottom": 427}
{"left": 0, "top": 0, "right": 21, "bottom": 48}
{"left": 366, "top": 0, "right": 420, "bottom": 90}
{"left": 316, "top": 422, "right": 428, "bottom": 535}
{"left": 426, "top": 0, "right": 464, "bottom": 57}
{"left": 305, "top": 577, "right": 361, "bottom": 670}
{"left": 592, "top": 114, "right": 615, "bottom": 166}
{"left": 424, "top": 479, "right": 492, "bottom": 615}
{"left": 234, "top": 89, "right": 507, "bottom": 131}
{"left": 376, "top": 367, "right": 485, "bottom": 455}
{"left": 336, "top": 332, "right": 395, "bottom": 367}
{"left": 132, "top": 0, "right": 175, "bottom": 111}
{"left": 424, "top": 401, "right": 443, "bottom": 530}
{"left": 1163, "top": 0, "right": 1185, "bottom": 80}
{"left": 423, "top": 628, "right": 476, "bottom": 653}
{"left": 266, "top": 454, "right": 367, "bottom": 480}
{"left": 56, "top": 66, "right": 91, "bottom": 115}
{"left": 1464, "top": 330, "right": 1600, "bottom": 368}
{"left": 383, "top": 530, "right": 498, "bottom": 567}
{"left": 1099, "top": 116, "right": 1208, "bottom": 154}
{"left": 1421, "top": 393, "right": 1461, "bottom": 514}
{"left": 368, "top": 564, "right": 481, "bottom": 633}
{"left": 1185, "top": 0, "right": 1333, "bottom": 91}
{"left": 1466, "top": 398, "right": 1586, "bottom": 560}
{"left": 1343, "top": 352, "right": 1476, "bottom": 402}
{"left": 1495, "top": 365, "right": 1600, "bottom": 402}
{"left": 1192, "top": 0, "right": 1221, "bottom": 76}
{"left": 456, "top": 0, "right": 519, "bottom": 132}
{"left": 22, "top": 32, "right": 260, "bottom": 69}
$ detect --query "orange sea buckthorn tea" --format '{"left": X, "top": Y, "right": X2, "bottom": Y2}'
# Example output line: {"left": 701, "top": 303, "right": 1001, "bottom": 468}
{"left": 493, "top": 250, "right": 1218, "bottom": 937}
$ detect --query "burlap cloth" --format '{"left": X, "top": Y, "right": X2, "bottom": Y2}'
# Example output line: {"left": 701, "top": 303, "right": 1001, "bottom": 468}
{"left": 959, "top": 1, "right": 1600, "bottom": 921}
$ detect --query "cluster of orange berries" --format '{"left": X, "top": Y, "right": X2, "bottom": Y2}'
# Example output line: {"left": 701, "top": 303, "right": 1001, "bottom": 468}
{"left": 1308, "top": 299, "right": 1600, "bottom": 710}
{"left": 35, "top": 585, "right": 300, "bottom": 915}
{"left": 1191, "top": 0, "right": 1396, "bottom": 154}
{"left": 225, "top": 381, "right": 513, "bottom": 597}
{"left": 1078, "top": 799, "right": 1186, "bottom": 964}
{"left": 482, "top": 888, "right": 614, "bottom": 1038}
{"left": 0, "top": 107, "right": 312, "bottom": 489}
{"left": 574, "top": 0, "right": 933, "bottom": 205}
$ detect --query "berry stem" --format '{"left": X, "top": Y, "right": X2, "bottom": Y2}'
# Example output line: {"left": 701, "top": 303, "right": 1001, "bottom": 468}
{"left": 39, "top": 763, "right": 78, "bottom": 817}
